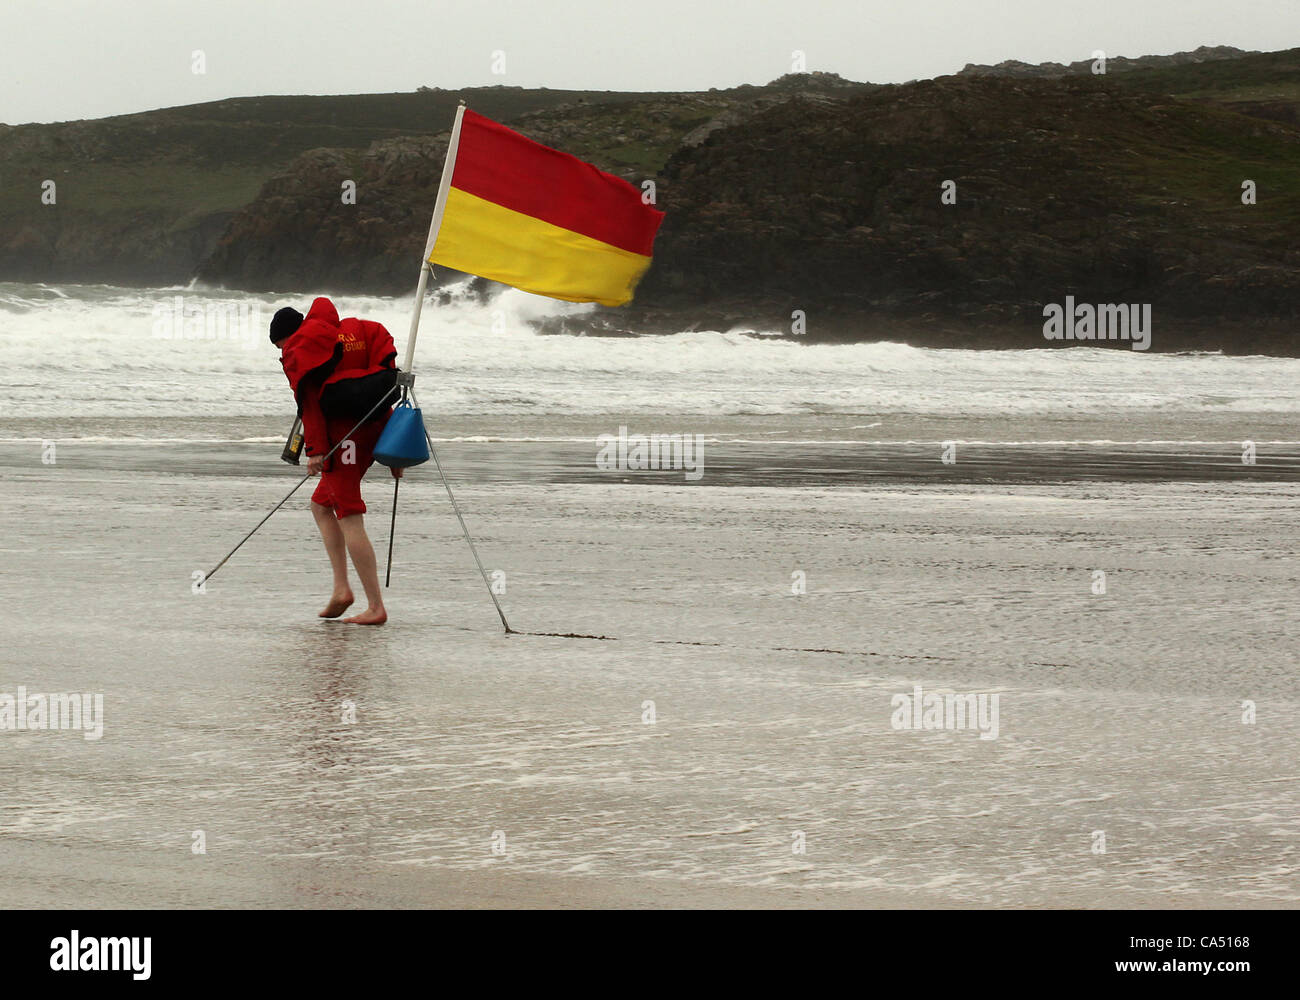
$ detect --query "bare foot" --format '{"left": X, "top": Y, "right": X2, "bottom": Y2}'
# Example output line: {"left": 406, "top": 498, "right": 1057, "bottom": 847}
{"left": 343, "top": 607, "right": 387, "bottom": 626}
{"left": 319, "top": 591, "right": 354, "bottom": 618}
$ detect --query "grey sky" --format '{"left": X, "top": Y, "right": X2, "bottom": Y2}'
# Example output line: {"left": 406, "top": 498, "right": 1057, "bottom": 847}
{"left": 4, "top": 0, "right": 1298, "bottom": 124}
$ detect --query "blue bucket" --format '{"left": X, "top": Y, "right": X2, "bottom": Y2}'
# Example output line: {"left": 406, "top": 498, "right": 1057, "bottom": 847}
{"left": 374, "top": 400, "right": 430, "bottom": 468}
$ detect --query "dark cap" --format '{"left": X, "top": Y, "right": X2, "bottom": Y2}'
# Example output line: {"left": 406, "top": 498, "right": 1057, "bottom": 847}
{"left": 269, "top": 306, "right": 304, "bottom": 345}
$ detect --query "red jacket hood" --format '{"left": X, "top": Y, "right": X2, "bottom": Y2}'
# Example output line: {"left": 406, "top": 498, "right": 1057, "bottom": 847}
{"left": 304, "top": 296, "right": 340, "bottom": 328}
{"left": 280, "top": 297, "right": 344, "bottom": 392}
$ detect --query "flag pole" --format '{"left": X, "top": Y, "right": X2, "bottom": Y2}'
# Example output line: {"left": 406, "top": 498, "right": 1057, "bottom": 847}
{"left": 397, "top": 102, "right": 510, "bottom": 632}
{"left": 403, "top": 101, "right": 467, "bottom": 375}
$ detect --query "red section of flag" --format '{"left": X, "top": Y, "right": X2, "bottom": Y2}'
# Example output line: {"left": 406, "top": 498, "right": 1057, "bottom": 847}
{"left": 450, "top": 109, "right": 664, "bottom": 257}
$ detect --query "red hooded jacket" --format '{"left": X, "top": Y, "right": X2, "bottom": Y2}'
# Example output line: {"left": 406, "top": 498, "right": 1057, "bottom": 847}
{"left": 279, "top": 297, "right": 398, "bottom": 456}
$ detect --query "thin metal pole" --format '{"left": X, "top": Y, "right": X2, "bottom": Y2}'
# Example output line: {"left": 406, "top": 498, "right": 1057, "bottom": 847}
{"left": 410, "top": 387, "right": 512, "bottom": 634}
{"left": 203, "top": 385, "right": 399, "bottom": 585}
{"left": 385, "top": 476, "right": 400, "bottom": 587}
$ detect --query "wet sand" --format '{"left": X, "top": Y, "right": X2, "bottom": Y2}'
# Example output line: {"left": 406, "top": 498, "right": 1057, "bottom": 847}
{"left": 1, "top": 423, "right": 1298, "bottom": 908}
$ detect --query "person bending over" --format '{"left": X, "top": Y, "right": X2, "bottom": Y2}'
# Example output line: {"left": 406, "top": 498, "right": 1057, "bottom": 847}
{"left": 270, "top": 297, "right": 402, "bottom": 625}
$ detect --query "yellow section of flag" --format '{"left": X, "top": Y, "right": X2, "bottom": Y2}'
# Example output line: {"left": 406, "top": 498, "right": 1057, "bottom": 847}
{"left": 429, "top": 187, "right": 653, "bottom": 307}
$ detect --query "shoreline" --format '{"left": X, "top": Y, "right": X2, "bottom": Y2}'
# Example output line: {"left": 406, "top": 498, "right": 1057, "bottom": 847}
{"left": 4, "top": 839, "right": 1282, "bottom": 910}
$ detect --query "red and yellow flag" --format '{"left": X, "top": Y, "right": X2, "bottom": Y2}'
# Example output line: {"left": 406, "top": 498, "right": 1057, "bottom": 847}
{"left": 426, "top": 109, "right": 665, "bottom": 307}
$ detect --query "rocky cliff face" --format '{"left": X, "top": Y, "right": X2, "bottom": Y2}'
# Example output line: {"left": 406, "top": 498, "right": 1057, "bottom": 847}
{"left": 0, "top": 85, "right": 792, "bottom": 287}
{"left": 195, "top": 137, "right": 449, "bottom": 293}
{"left": 195, "top": 82, "right": 868, "bottom": 293}
{"left": 0, "top": 105, "right": 444, "bottom": 284}
{"left": 614, "top": 74, "right": 1300, "bottom": 351}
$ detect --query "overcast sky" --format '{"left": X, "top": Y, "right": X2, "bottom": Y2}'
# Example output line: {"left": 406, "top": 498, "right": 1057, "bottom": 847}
{"left": 4, "top": 0, "right": 1298, "bottom": 124}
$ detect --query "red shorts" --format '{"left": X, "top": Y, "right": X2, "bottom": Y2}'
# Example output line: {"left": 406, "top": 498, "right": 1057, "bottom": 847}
{"left": 310, "top": 413, "right": 389, "bottom": 519}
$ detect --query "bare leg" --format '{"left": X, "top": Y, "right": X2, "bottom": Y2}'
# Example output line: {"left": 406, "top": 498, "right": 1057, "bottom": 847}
{"left": 339, "top": 513, "right": 387, "bottom": 625}
{"left": 311, "top": 501, "right": 354, "bottom": 618}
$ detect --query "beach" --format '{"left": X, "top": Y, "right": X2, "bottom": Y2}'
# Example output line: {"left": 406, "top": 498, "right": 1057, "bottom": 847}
{"left": 2, "top": 280, "right": 1298, "bottom": 909}
{"left": 2, "top": 415, "right": 1298, "bottom": 908}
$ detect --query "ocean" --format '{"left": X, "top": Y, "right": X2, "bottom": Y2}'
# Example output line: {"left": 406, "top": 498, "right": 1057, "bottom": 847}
{"left": 1, "top": 280, "right": 1297, "bottom": 908}
{"left": 6, "top": 280, "right": 1300, "bottom": 423}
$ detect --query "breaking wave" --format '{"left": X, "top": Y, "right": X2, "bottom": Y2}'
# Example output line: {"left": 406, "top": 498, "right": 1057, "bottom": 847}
{"left": 3, "top": 280, "right": 1297, "bottom": 419}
